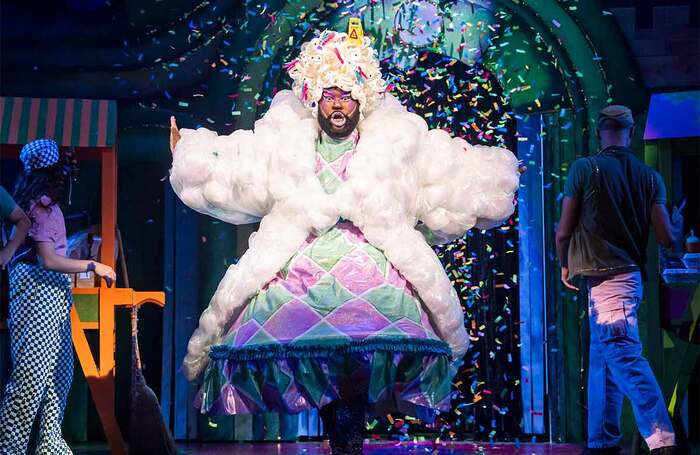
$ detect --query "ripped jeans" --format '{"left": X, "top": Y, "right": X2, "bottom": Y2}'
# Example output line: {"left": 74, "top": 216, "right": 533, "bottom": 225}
{"left": 587, "top": 271, "right": 675, "bottom": 450}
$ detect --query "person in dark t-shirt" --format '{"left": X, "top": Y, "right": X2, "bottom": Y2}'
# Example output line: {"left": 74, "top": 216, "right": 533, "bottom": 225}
{"left": 556, "top": 105, "right": 680, "bottom": 455}
{"left": 0, "top": 185, "right": 30, "bottom": 269}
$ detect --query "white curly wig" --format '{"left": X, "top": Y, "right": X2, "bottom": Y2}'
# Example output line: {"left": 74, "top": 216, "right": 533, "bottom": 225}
{"left": 286, "top": 30, "right": 388, "bottom": 115}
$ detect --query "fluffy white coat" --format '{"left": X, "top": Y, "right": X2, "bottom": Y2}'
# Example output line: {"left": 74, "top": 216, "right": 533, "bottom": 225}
{"left": 170, "top": 90, "right": 520, "bottom": 380}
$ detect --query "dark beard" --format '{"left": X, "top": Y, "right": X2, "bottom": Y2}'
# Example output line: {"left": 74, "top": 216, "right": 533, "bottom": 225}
{"left": 318, "top": 108, "right": 360, "bottom": 139}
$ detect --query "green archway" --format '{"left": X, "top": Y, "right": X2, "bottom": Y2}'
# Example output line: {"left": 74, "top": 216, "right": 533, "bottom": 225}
{"left": 235, "top": 0, "right": 644, "bottom": 145}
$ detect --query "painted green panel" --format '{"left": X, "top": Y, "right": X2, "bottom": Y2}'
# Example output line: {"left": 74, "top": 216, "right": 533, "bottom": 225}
{"left": 74, "top": 294, "right": 99, "bottom": 323}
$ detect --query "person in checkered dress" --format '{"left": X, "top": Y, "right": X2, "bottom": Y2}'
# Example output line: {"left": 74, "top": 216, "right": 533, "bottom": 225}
{"left": 0, "top": 139, "right": 116, "bottom": 455}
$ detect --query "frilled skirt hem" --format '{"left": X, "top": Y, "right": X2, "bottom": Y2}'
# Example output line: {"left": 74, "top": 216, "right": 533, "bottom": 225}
{"left": 197, "top": 337, "right": 455, "bottom": 418}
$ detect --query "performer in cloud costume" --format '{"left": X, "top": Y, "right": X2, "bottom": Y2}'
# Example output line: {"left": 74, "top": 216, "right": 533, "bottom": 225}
{"left": 169, "top": 22, "right": 520, "bottom": 454}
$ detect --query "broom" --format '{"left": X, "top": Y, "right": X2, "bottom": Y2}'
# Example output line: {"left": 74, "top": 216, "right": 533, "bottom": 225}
{"left": 118, "top": 228, "right": 178, "bottom": 454}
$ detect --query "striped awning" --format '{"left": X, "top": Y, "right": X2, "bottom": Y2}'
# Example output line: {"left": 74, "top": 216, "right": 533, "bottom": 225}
{"left": 0, "top": 97, "right": 116, "bottom": 148}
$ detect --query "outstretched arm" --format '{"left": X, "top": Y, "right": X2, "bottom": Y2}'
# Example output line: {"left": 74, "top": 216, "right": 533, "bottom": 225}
{"left": 169, "top": 117, "right": 273, "bottom": 224}
{"left": 415, "top": 129, "right": 520, "bottom": 245}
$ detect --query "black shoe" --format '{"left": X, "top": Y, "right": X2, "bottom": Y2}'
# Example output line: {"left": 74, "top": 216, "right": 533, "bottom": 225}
{"left": 330, "top": 445, "right": 363, "bottom": 455}
{"left": 650, "top": 447, "right": 679, "bottom": 455}
{"left": 580, "top": 447, "right": 621, "bottom": 455}
{"left": 321, "top": 397, "right": 366, "bottom": 455}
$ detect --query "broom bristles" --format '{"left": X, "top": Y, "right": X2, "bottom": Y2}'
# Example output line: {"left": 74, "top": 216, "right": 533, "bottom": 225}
{"left": 119, "top": 228, "right": 178, "bottom": 454}
{"left": 129, "top": 368, "right": 178, "bottom": 455}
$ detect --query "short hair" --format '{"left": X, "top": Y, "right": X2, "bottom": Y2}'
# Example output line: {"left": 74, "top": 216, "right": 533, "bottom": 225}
{"left": 598, "top": 118, "right": 630, "bottom": 131}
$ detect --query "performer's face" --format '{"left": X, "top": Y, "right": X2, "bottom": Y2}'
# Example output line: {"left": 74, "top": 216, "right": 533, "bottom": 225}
{"left": 317, "top": 87, "right": 360, "bottom": 139}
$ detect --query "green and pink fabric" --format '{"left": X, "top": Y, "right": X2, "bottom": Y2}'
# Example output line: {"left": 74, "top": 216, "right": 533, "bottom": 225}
{"left": 199, "top": 132, "right": 454, "bottom": 416}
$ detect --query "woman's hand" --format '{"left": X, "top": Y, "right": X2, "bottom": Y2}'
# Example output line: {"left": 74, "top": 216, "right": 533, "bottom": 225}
{"left": 36, "top": 243, "right": 117, "bottom": 286}
{"left": 93, "top": 262, "right": 116, "bottom": 284}
{"left": 170, "top": 116, "right": 181, "bottom": 154}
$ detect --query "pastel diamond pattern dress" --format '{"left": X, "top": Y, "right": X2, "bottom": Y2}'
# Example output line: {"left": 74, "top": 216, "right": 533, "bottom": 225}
{"left": 199, "top": 132, "right": 453, "bottom": 416}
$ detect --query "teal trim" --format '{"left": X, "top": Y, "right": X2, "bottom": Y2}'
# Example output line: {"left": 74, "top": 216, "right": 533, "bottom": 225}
{"left": 209, "top": 337, "right": 451, "bottom": 361}
{"left": 36, "top": 98, "right": 48, "bottom": 139}
{"left": 89, "top": 100, "right": 100, "bottom": 147}
{"left": 106, "top": 101, "right": 117, "bottom": 145}
{"left": 0, "top": 98, "right": 14, "bottom": 143}
{"left": 53, "top": 98, "right": 66, "bottom": 146}
{"left": 17, "top": 97, "right": 32, "bottom": 144}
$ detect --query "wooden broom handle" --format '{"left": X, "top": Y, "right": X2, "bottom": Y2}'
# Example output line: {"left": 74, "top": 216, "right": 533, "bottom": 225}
{"left": 116, "top": 228, "right": 130, "bottom": 288}
{"left": 117, "top": 228, "right": 141, "bottom": 369}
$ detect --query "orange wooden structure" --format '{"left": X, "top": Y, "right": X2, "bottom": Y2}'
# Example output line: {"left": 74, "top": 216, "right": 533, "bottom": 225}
{"left": 70, "top": 289, "right": 165, "bottom": 454}
{"left": 0, "top": 96, "right": 166, "bottom": 454}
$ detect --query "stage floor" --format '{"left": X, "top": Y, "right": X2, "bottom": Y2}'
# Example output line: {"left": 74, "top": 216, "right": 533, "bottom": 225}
{"left": 73, "top": 441, "right": 588, "bottom": 454}
{"left": 179, "top": 442, "right": 585, "bottom": 454}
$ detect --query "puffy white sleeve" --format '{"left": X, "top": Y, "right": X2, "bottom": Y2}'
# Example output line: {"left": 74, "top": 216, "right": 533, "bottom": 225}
{"left": 415, "top": 129, "right": 520, "bottom": 244}
{"left": 169, "top": 125, "right": 273, "bottom": 224}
